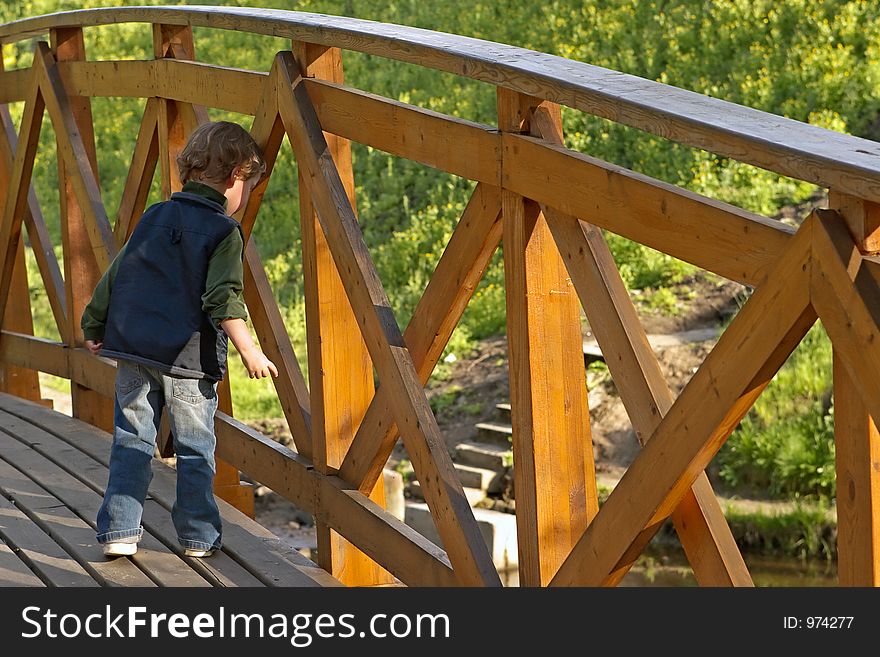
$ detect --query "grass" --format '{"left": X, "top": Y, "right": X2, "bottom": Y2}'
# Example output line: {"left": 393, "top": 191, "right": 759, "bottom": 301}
{"left": 716, "top": 323, "right": 835, "bottom": 500}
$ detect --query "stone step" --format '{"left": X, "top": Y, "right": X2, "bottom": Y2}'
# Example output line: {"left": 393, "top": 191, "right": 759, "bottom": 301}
{"left": 454, "top": 440, "right": 512, "bottom": 473}
{"left": 495, "top": 402, "right": 511, "bottom": 423}
{"left": 454, "top": 463, "right": 503, "bottom": 492}
{"left": 404, "top": 501, "right": 518, "bottom": 574}
{"left": 407, "top": 480, "right": 486, "bottom": 506}
{"left": 582, "top": 327, "right": 720, "bottom": 359}
{"left": 475, "top": 421, "right": 513, "bottom": 447}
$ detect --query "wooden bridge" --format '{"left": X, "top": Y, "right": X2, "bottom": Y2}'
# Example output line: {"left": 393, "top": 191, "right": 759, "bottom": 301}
{"left": 0, "top": 6, "right": 878, "bottom": 587}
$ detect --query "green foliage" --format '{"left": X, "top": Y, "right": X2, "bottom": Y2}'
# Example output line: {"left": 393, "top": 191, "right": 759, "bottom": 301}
{"left": 716, "top": 324, "right": 836, "bottom": 500}
{"left": 724, "top": 503, "right": 836, "bottom": 560}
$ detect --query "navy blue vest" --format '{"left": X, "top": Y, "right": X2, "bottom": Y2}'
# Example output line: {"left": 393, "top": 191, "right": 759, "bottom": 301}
{"left": 101, "top": 192, "right": 242, "bottom": 381}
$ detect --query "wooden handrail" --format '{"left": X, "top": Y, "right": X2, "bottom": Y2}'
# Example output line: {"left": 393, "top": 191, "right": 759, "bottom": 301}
{"left": 1, "top": 6, "right": 879, "bottom": 201}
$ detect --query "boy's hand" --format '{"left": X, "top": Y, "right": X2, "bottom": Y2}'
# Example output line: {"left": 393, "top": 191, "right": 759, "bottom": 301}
{"left": 84, "top": 339, "right": 103, "bottom": 356}
{"left": 240, "top": 346, "right": 279, "bottom": 379}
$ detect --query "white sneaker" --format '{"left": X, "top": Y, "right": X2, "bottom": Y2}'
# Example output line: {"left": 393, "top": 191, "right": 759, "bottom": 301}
{"left": 103, "top": 541, "right": 138, "bottom": 557}
{"left": 184, "top": 548, "right": 216, "bottom": 558}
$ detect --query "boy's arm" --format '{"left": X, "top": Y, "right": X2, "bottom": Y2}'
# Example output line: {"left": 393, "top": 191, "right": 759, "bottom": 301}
{"left": 220, "top": 317, "right": 278, "bottom": 379}
{"left": 81, "top": 243, "right": 128, "bottom": 354}
{"left": 204, "top": 229, "right": 277, "bottom": 379}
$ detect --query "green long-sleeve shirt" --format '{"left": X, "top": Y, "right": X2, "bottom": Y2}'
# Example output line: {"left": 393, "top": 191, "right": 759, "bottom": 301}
{"left": 80, "top": 181, "right": 248, "bottom": 341}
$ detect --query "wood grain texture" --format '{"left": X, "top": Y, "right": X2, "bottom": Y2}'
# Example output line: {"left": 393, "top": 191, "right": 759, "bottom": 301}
{"left": 503, "top": 132, "right": 792, "bottom": 286}
{"left": 832, "top": 352, "right": 880, "bottom": 586}
{"left": 304, "top": 78, "right": 500, "bottom": 184}
{"left": 293, "top": 43, "right": 391, "bottom": 586}
{"left": 0, "top": 245, "right": 41, "bottom": 401}
{"left": 0, "top": 394, "right": 335, "bottom": 587}
{"left": 499, "top": 90, "right": 597, "bottom": 586}
{"left": 114, "top": 96, "right": 158, "bottom": 244}
{"left": 214, "top": 412, "right": 456, "bottom": 586}
{"left": 278, "top": 52, "right": 499, "bottom": 585}
{"left": 339, "top": 182, "right": 502, "bottom": 493}
{"left": 57, "top": 59, "right": 262, "bottom": 116}
{"left": 809, "top": 209, "right": 880, "bottom": 586}
{"left": 0, "top": 69, "right": 44, "bottom": 332}
{"left": 532, "top": 104, "right": 749, "bottom": 586}
{"left": 0, "top": 492, "right": 97, "bottom": 586}
{"left": 39, "top": 39, "right": 116, "bottom": 270}
{"left": 0, "top": 105, "right": 68, "bottom": 338}
{"left": 243, "top": 241, "right": 313, "bottom": 456}
{"left": 542, "top": 206, "right": 751, "bottom": 587}
{"left": 48, "top": 30, "right": 114, "bottom": 433}
{"left": 551, "top": 219, "right": 816, "bottom": 585}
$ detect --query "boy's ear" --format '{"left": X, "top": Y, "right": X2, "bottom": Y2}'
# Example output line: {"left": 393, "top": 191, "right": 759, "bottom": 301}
{"left": 225, "top": 167, "right": 241, "bottom": 189}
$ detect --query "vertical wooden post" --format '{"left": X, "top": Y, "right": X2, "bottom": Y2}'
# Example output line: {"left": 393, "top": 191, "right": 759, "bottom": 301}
{"left": 498, "top": 88, "right": 599, "bottom": 586}
{"left": 0, "top": 246, "right": 44, "bottom": 403}
{"left": 51, "top": 28, "right": 113, "bottom": 431}
{"left": 215, "top": 378, "right": 255, "bottom": 517}
{"left": 294, "top": 42, "right": 393, "bottom": 586}
{"left": 829, "top": 191, "right": 880, "bottom": 586}
{"left": 152, "top": 23, "right": 252, "bottom": 516}
{"left": 153, "top": 24, "right": 193, "bottom": 199}
{"left": 0, "top": 56, "right": 44, "bottom": 404}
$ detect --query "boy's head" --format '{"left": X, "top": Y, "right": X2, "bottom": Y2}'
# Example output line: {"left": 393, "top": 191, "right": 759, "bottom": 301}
{"left": 177, "top": 121, "right": 266, "bottom": 188}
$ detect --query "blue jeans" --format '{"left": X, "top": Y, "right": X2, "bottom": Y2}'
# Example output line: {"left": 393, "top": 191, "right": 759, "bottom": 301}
{"left": 96, "top": 361, "right": 222, "bottom": 551}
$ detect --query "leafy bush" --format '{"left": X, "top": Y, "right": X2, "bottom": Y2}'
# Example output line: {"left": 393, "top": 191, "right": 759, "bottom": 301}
{"left": 715, "top": 324, "right": 835, "bottom": 500}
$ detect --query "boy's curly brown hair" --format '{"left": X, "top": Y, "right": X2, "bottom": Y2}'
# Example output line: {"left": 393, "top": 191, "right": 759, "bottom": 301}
{"left": 176, "top": 121, "right": 265, "bottom": 185}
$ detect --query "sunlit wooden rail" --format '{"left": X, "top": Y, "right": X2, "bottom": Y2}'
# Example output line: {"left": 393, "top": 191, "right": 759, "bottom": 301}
{"left": 0, "top": 7, "right": 879, "bottom": 587}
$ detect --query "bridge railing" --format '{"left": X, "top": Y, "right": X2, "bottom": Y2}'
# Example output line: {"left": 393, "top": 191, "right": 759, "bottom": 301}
{"left": 0, "top": 7, "right": 878, "bottom": 587}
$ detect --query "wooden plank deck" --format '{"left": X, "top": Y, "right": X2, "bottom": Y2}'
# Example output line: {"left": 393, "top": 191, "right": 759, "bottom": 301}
{"left": 0, "top": 392, "right": 343, "bottom": 587}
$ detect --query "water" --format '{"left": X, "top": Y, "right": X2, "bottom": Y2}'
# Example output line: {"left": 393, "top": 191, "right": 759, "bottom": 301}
{"left": 499, "top": 554, "right": 837, "bottom": 587}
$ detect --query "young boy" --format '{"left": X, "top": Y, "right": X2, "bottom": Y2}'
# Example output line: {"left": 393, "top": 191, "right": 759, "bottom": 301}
{"left": 82, "top": 121, "right": 278, "bottom": 558}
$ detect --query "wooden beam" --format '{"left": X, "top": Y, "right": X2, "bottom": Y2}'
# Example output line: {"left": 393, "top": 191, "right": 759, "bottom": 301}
{"left": 0, "top": 56, "right": 44, "bottom": 404}
{"left": 0, "top": 105, "right": 68, "bottom": 340}
{"left": 810, "top": 208, "right": 880, "bottom": 586}
{"left": 0, "top": 68, "right": 44, "bottom": 332}
{"left": 214, "top": 412, "right": 457, "bottom": 586}
{"left": 229, "top": 60, "right": 314, "bottom": 458}
{"left": 37, "top": 41, "right": 116, "bottom": 269}
{"left": 2, "top": 8, "right": 879, "bottom": 202}
{"left": 0, "top": 244, "right": 43, "bottom": 402}
{"left": 303, "top": 78, "right": 501, "bottom": 185}
{"left": 292, "top": 42, "right": 392, "bottom": 587}
{"left": 57, "top": 59, "right": 264, "bottom": 116}
{"left": 811, "top": 211, "right": 880, "bottom": 422}
{"left": 153, "top": 25, "right": 197, "bottom": 199}
{"left": 544, "top": 214, "right": 752, "bottom": 586}
{"left": 278, "top": 51, "right": 499, "bottom": 585}
{"left": 497, "top": 89, "right": 597, "bottom": 586}
{"left": 551, "top": 219, "right": 816, "bottom": 585}
{"left": 0, "top": 331, "right": 69, "bottom": 380}
{"left": 237, "top": 59, "right": 285, "bottom": 241}
{"left": 114, "top": 97, "right": 159, "bottom": 244}
{"left": 243, "top": 241, "right": 313, "bottom": 457}
{"left": 0, "top": 68, "right": 29, "bottom": 103}
{"left": 339, "top": 182, "right": 503, "bottom": 493}
{"left": 532, "top": 107, "right": 750, "bottom": 586}
{"left": 829, "top": 192, "right": 880, "bottom": 255}
{"left": 48, "top": 30, "right": 114, "bottom": 434}
{"left": 833, "top": 351, "right": 880, "bottom": 586}
{"left": 503, "top": 132, "right": 793, "bottom": 286}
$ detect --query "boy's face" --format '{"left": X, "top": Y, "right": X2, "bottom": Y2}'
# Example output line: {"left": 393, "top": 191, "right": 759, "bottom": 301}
{"left": 224, "top": 171, "right": 260, "bottom": 216}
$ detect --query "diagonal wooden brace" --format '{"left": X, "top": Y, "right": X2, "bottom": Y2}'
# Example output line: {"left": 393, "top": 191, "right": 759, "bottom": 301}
{"left": 276, "top": 52, "right": 500, "bottom": 586}
{"left": 551, "top": 217, "right": 817, "bottom": 585}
